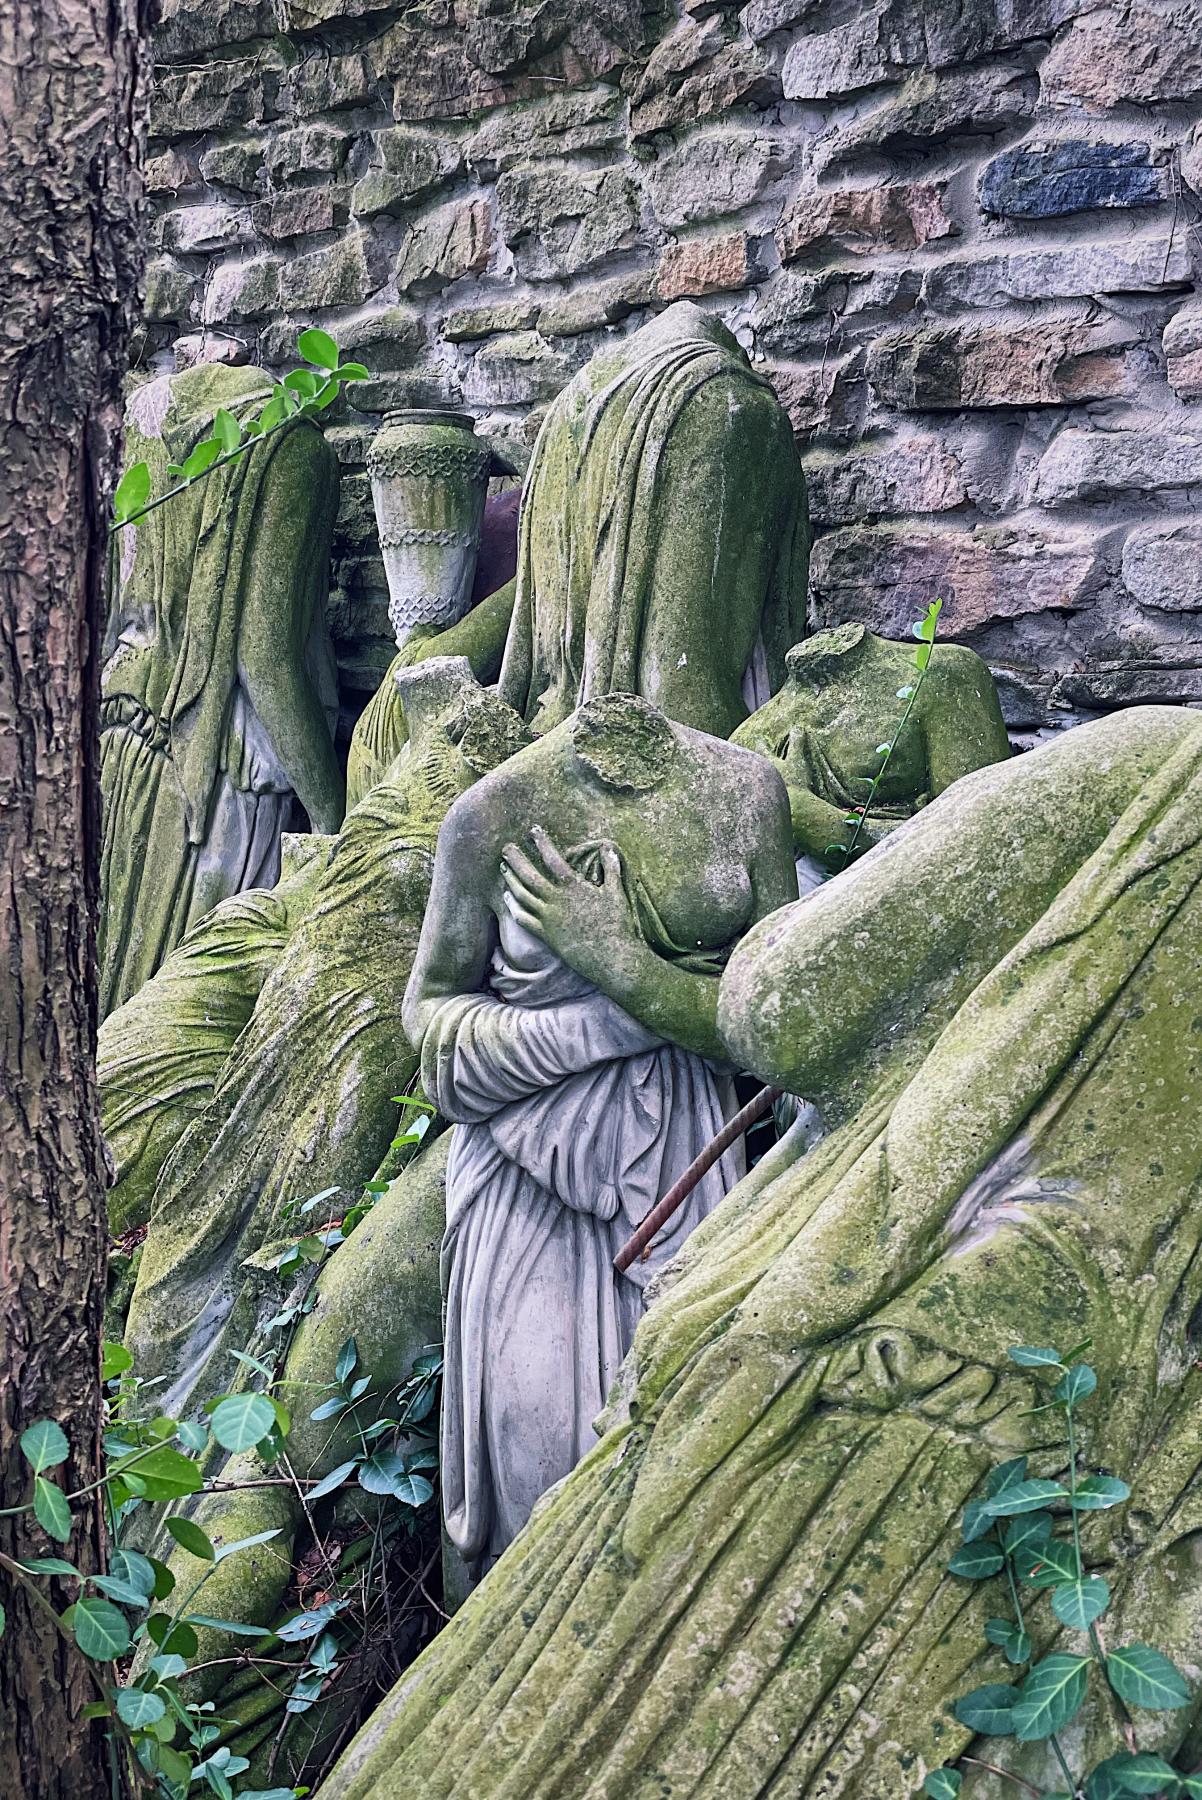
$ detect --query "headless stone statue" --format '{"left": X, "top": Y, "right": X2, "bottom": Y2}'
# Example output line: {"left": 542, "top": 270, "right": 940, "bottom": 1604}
{"left": 121, "top": 660, "right": 529, "bottom": 1423}
{"left": 346, "top": 304, "right": 809, "bottom": 810}
{"left": 733, "top": 622, "right": 1010, "bottom": 886}
{"left": 403, "top": 693, "right": 797, "bottom": 1573}
{"left": 499, "top": 304, "right": 809, "bottom": 737}
{"left": 99, "top": 364, "right": 344, "bottom": 1016}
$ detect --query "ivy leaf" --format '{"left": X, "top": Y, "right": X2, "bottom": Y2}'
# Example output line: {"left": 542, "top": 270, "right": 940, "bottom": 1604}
{"left": 310, "top": 1395, "right": 348, "bottom": 1422}
{"left": 146, "top": 1613, "right": 198, "bottom": 1658}
{"left": 358, "top": 1450, "right": 405, "bottom": 1496}
{"left": 110, "top": 1549, "right": 156, "bottom": 1596}
{"left": 1104, "top": 1752, "right": 1181, "bottom": 1793}
{"left": 1021, "top": 1537, "right": 1080, "bottom": 1588}
{"left": 300, "top": 380, "right": 340, "bottom": 414}
{"left": 336, "top": 1336, "right": 358, "bottom": 1386}
{"left": 984, "top": 1617, "right": 1013, "bottom": 1646}
{"left": 1003, "top": 1511, "right": 1054, "bottom": 1556}
{"left": 1007, "top": 1346, "right": 1064, "bottom": 1369}
{"left": 177, "top": 1420, "right": 208, "bottom": 1452}
{"left": 987, "top": 1456, "right": 1029, "bottom": 1497}
{"left": 390, "top": 1472, "right": 434, "bottom": 1508}
{"left": 298, "top": 326, "right": 340, "bottom": 370}
{"left": 283, "top": 367, "right": 320, "bottom": 398}
{"left": 1010, "top": 1653, "right": 1089, "bottom": 1741}
{"left": 210, "top": 1392, "right": 276, "bottom": 1453}
{"left": 1071, "top": 1475, "right": 1130, "bottom": 1512}
{"left": 1003, "top": 1629, "right": 1031, "bottom": 1666}
{"left": 90, "top": 1574, "right": 152, "bottom": 1610}
{"left": 34, "top": 1477, "right": 73, "bottom": 1543}
{"left": 115, "top": 1686, "right": 167, "bottom": 1729}
{"left": 212, "top": 1527, "right": 283, "bottom": 1564}
{"left": 305, "top": 1459, "right": 358, "bottom": 1503}
{"left": 166, "top": 1516, "right": 215, "bottom": 1562}
{"left": 1054, "top": 1363, "right": 1097, "bottom": 1406}
{"left": 984, "top": 1479, "right": 1071, "bottom": 1519}
{"left": 102, "top": 1342, "right": 134, "bottom": 1381}
{"left": 72, "top": 1597, "right": 132, "bottom": 1661}
{"left": 1105, "top": 1643, "right": 1191, "bottom": 1711}
{"left": 181, "top": 437, "right": 222, "bottom": 481}
{"left": 276, "top": 1599, "right": 346, "bottom": 1643}
{"left": 186, "top": 1613, "right": 273, "bottom": 1638}
{"left": 258, "top": 394, "right": 287, "bottom": 433}
{"left": 126, "top": 1444, "right": 203, "bottom": 1501}
{"left": 212, "top": 408, "right": 241, "bottom": 454}
{"left": 334, "top": 360, "right": 370, "bottom": 382}
{"left": 951, "top": 1684, "right": 1018, "bottom": 1734}
{"left": 20, "top": 1556, "right": 78, "bottom": 1577}
{"left": 923, "top": 1772, "right": 962, "bottom": 1799}
{"left": 148, "top": 1557, "right": 175, "bottom": 1601}
{"left": 113, "top": 461, "right": 151, "bottom": 524}
{"left": 948, "top": 1541, "right": 1004, "bottom": 1579}
{"left": 21, "top": 1419, "right": 69, "bottom": 1473}
{"left": 1051, "top": 1576, "right": 1110, "bottom": 1630}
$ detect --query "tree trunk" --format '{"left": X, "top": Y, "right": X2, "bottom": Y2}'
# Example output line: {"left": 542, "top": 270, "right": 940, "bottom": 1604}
{"left": 0, "top": 0, "right": 146, "bottom": 1793}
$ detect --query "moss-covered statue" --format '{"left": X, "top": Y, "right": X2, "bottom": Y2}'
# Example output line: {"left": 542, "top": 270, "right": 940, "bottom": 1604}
{"left": 319, "top": 704, "right": 1202, "bottom": 1800}
{"left": 99, "top": 364, "right": 345, "bottom": 1016}
{"left": 403, "top": 692, "right": 796, "bottom": 1574}
{"left": 345, "top": 301, "right": 809, "bottom": 804}
{"left": 733, "top": 621, "right": 1011, "bottom": 884}
{"left": 120, "top": 660, "right": 529, "bottom": 1421}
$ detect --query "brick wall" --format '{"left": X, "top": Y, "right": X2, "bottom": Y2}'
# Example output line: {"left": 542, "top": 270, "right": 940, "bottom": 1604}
{"left": 142, "top": 0, "right": 1202, "bottom": 739}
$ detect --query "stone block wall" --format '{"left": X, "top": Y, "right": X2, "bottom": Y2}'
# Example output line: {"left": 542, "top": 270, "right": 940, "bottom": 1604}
{"left": 142, "top": 0, "right": 1202, "bottom": 737}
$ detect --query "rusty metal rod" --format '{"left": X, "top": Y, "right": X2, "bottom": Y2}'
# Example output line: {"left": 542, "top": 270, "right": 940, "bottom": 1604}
{"left": 613, "top": 1083, "right": 781, "bottom": 1275}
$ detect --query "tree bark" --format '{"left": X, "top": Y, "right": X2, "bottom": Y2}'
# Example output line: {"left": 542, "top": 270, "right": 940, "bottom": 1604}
{"left": 0, "top": 0, "right": 146, "bottom": 1794}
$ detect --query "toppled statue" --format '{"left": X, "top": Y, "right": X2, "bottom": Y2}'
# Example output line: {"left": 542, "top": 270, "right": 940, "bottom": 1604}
{"left": 733, "top": 622, "right": 1011, "bottom": 884}
{"left": 99, "top": 364, "right": 344, "bottom": 1016}
{"left": 320, "top": 704, "right": 1202, "bottom": 1800}
{"left": 403, "top": 693, "right": 797, "bottom": 1572}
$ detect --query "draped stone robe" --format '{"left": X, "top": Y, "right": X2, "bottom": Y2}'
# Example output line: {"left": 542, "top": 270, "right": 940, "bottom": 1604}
{"left": 421, "top": 894, "right": 744, "bottom": 1571}
{"left": 498, "top": 302, "right": 808, "bottom": 739}
{"left": 99, "top": 366, "right": 339, "bottom": 1016}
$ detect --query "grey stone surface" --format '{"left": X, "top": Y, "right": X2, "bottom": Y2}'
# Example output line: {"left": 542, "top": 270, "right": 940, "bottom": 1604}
{"left": 979, "top": 139, "right": 1165, "bottom": 218}
{"left": 1123, "top": 521, "right": 1202, "bottom": 611}
{"left": 647, "top": 130, "right": 785, "bottom": 228}
{"left": 138, "top": 0, "right": 1202, "bottom": 732}
{"left": 1036, "top": 429, "right": 1202, "bottom": 503}
{"left": 495, "top": 164, "right": 647, "bottom": 279}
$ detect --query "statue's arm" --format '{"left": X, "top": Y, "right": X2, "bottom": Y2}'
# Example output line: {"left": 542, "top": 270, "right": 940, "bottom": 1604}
{"left": 921, "top": 646, "right": 1011, "bottom": 796}
{"left": 237, "top": 426, "right": 345, "bottom": 833}
{"left": 402, "top": 576, "right": 517, "bottom": 686}
{"left": 401, "top": 803, "right": 496, "bottom": 1050}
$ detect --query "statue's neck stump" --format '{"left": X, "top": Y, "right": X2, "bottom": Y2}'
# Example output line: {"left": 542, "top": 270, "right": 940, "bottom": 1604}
{"left": 569, "top": 693, "right": 680, "bottom": 794}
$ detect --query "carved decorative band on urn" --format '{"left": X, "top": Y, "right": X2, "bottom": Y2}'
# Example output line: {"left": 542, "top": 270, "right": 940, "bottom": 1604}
{"left": 367, "top": 410, "right": 491, "bottom": 648}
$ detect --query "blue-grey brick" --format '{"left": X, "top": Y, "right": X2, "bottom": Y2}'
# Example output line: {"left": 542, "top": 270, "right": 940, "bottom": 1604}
{"left": 979, "top": 139, "right": 1163, "bottom": 219}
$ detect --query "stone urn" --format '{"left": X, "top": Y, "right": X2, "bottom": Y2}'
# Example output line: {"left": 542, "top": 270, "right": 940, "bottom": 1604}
{"left": 366, "top": 409, "right": 491, "bottom": 648}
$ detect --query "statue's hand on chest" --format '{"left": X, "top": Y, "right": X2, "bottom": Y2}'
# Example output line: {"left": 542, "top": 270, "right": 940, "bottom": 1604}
{"left": 499, "top": 827, "right": 643, "bottom": 990}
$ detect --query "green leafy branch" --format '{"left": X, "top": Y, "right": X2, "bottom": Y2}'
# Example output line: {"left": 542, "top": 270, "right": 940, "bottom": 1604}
{"left": 110, "top": 329, "right": 369, "bottom": 535}
{"left": 827, "top": 598, "right": 943, "bottom": 868}
{"left": 922, "top": 1341, "right": 1196, "bottom": 1800}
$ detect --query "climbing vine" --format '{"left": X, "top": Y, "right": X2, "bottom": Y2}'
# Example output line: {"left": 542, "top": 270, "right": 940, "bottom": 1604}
{"left": 111, "top": 329, "right": 369, "bottom": 535}
{"left": 921, "top": 1341, "right": 1196, "bottom": 1800}
{"left": 0, "top": 1102, "right": 442, "bottom": 1798}
{"left": 827, "top": 598, "right": 943, "bottom": 867}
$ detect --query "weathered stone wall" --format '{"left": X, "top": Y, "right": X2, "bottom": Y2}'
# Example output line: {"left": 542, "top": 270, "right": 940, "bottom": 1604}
{"left": 142, "top": 0, "right": 1202, "bottom": 737}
